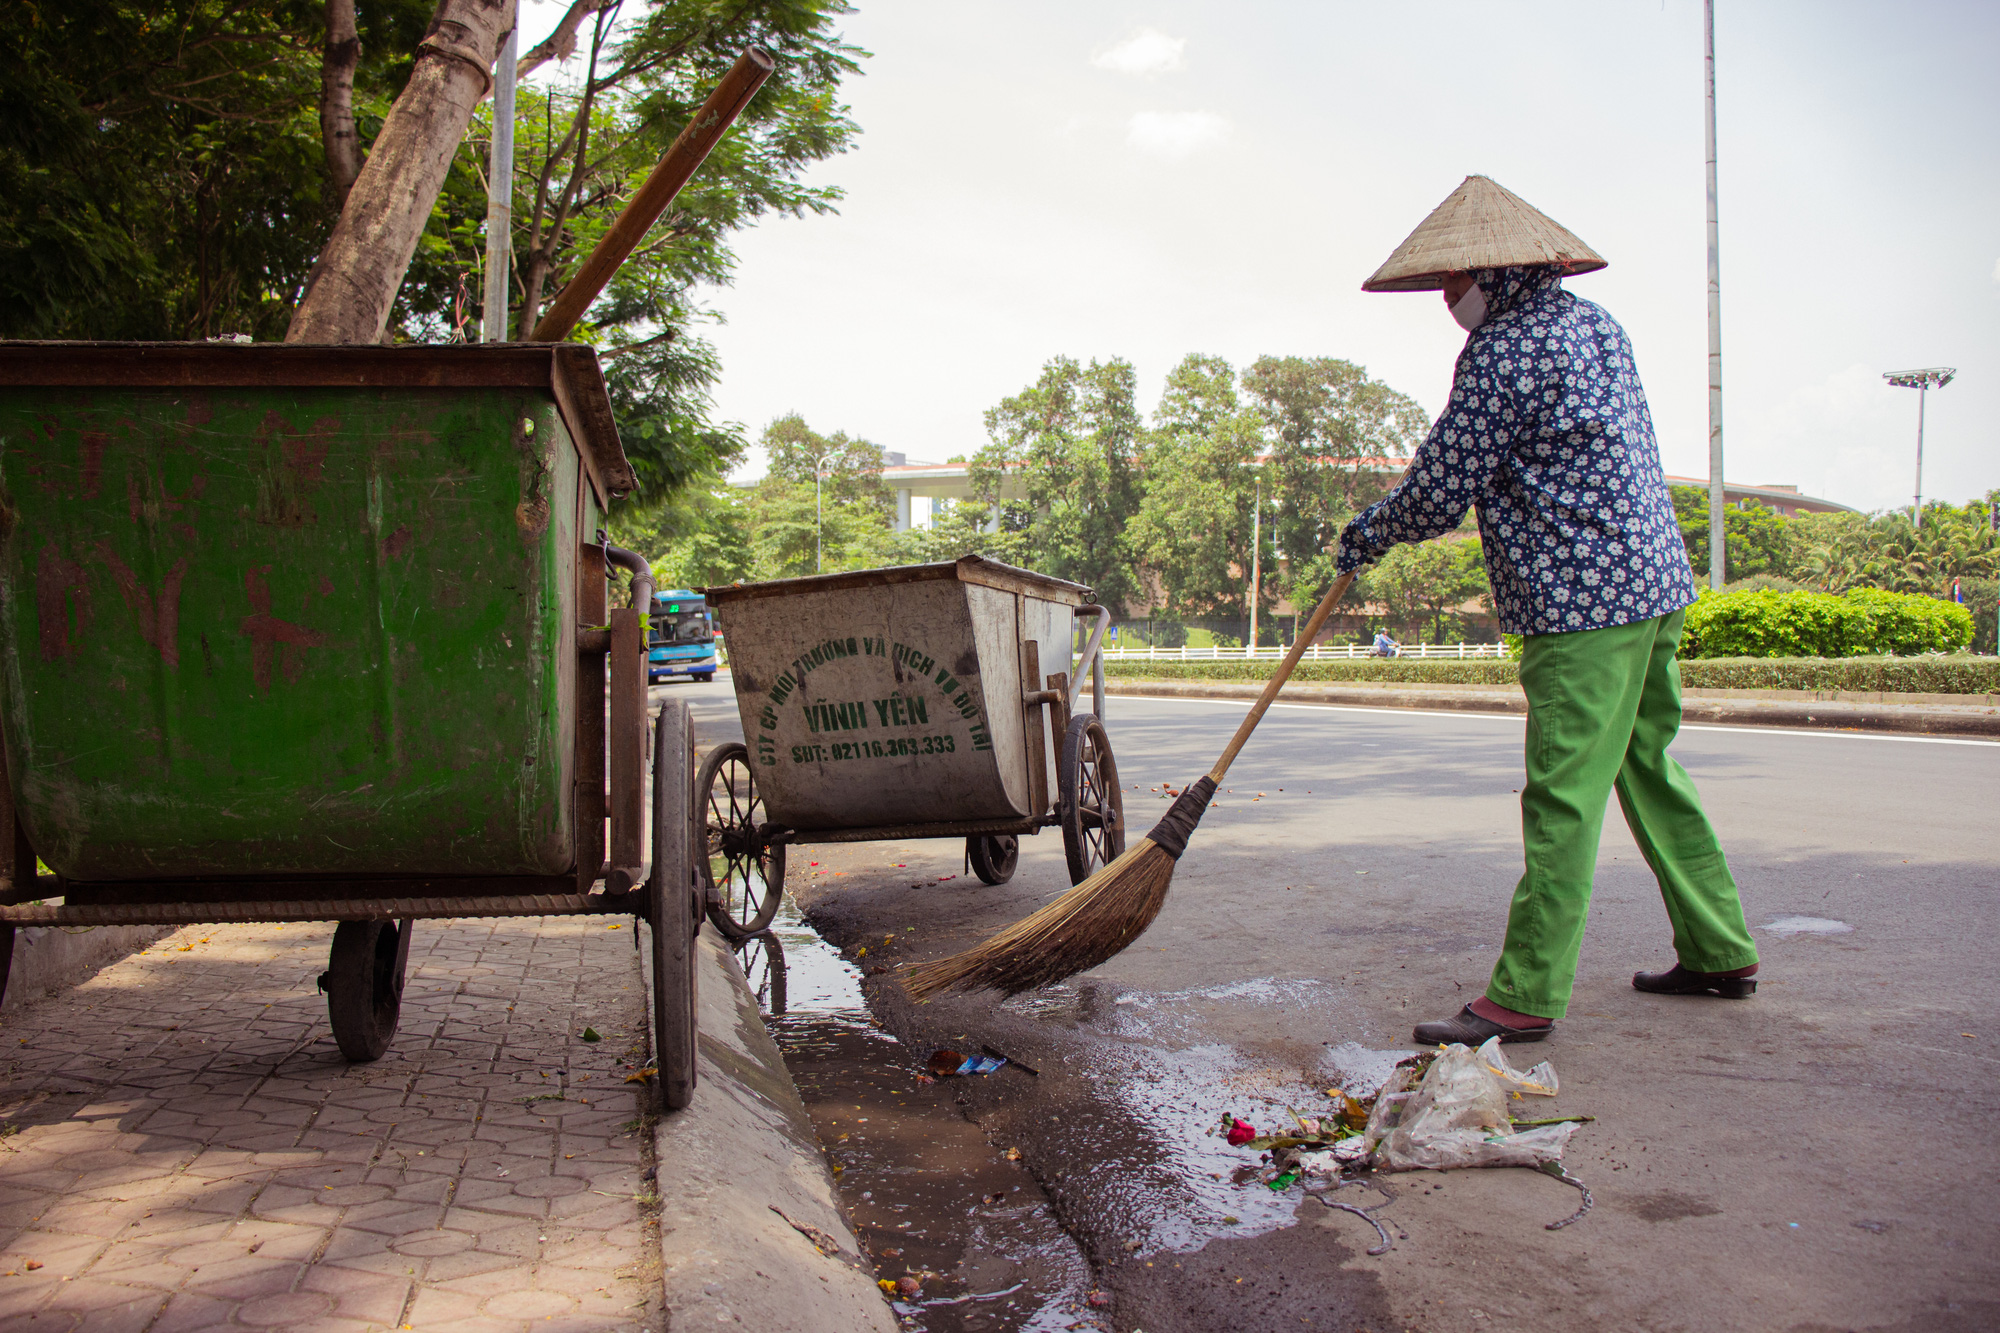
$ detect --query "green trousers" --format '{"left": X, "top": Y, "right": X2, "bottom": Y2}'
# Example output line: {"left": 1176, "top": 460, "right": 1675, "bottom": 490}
{"left": 1487, "top": 609, "right": 1759, "bottom": 1020}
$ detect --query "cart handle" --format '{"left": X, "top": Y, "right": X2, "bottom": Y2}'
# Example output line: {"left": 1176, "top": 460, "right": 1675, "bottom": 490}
{"left": 1070, "top": 605, "right": 1112, "bottom": 718}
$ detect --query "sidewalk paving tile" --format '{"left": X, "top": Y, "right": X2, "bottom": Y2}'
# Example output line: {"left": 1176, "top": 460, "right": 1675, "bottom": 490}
{"left": 0, "top": 915, "right": 665, "bottom": 1331}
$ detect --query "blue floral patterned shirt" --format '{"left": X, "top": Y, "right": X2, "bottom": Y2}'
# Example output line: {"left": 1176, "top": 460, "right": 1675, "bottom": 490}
{"left": 1336, "top": 266, "right": 1697, "bottom": 636}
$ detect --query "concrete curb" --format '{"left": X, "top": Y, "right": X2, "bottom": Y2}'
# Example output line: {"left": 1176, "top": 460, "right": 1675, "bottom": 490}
{"left": 650, "top": 924, "right": 896, "bottom": 1333}
{"left": 1106, "top": 679, "right": 2000, "bottom": 738}
{"left": 2, "top": 923, "right": 176, "bottom": 1014}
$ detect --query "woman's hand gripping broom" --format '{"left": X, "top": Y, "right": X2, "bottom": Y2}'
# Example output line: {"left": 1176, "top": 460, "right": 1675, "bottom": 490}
{"left": 903, "top": 570, "right": 1358, "bottom": 999}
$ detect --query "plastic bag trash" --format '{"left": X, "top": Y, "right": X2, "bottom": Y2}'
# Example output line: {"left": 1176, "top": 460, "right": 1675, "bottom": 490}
{"left": 957, "top": 1055, "right": 1006, "bottom": 1076}
{"left": 1363, "top": 1037, "right": 1577, "bottom": 1172}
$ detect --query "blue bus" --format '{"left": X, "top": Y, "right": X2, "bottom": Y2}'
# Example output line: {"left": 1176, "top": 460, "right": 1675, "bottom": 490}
{"left": 648, "top": 589, "right": 718, "bottom": 683}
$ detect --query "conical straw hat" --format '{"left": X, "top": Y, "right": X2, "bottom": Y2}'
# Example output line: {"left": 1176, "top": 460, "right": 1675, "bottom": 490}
{"left": 1361, "top": 175, "right": 1606, "bottom": 292}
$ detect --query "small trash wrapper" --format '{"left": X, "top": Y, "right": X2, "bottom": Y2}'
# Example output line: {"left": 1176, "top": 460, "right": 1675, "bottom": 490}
{"left": 927, "top": 1048, "right": 1006, "bottom": 1077}
{"left": 1362, "top": 1037, "right": 1576, "bottom": 1172}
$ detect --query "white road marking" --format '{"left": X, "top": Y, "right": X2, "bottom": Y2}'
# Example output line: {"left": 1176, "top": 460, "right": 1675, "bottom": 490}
{"left": 1115, "top": 693, "right": 2000, "bottom": 747}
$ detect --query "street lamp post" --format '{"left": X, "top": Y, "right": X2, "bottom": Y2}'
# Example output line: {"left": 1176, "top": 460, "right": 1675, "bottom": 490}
{"left": 1703, "top": 0, "right": 1726, "bottom": 588}
{"left": 1882, "top": 368, "right": 1956, "bottom": 528}
{"left": 813, "top": 452, "right": 836, "bottom": 573}
{"left": 1247, "top": 477, "right": 1261, "bottom": 655}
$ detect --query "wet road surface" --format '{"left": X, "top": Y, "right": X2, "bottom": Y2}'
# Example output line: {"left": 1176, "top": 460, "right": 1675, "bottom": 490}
{"left": 673, "top": 675, "right": 2000, "bottom": 1333}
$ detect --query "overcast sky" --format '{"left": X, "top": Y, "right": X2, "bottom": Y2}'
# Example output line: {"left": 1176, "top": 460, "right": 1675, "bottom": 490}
{"left": 524, "top": 0, "right": 1997, "bottom": 512}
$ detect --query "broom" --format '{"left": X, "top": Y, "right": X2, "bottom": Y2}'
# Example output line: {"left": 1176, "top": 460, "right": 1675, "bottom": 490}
{"left": 904, "top": 569, "right": 1359, "bottom": 999}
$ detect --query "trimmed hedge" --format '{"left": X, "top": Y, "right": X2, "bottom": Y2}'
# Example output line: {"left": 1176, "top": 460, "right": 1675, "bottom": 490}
{"left": 1682, "top": 587, "right": 1973, "bottom": 658}
{"left": 1678, "top": 656, "right": 2000, "bottom": 695}
{"left": 1104, "top": 654, "right": 2000, "bottom": 696}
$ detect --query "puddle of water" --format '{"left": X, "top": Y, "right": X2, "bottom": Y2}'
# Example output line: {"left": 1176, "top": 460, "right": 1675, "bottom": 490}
{"left": 1321, "top": 1041, "right": 1417, "bottom": 1099}
{"left": 1760, "top": 916, "right": 1855, "bottom": 938}
{"left": 739, "top": 899, "right": 1099, "bottom": 1333}
{"left": 1007, "top": 979, "right": 1392, "bottom": 1258}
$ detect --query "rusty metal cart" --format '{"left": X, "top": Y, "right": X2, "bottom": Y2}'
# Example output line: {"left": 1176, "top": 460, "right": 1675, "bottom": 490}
{"left": 0, "top": 342, "right": 704, "bottom": 1110}
{"left": 697, "top": 558, "right": 1124, "bottom": 937}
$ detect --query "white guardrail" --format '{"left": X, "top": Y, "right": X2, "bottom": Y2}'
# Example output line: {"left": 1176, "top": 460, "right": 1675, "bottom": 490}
{"left": 1101, "top": 641, "right": 1510, "bottom": 662}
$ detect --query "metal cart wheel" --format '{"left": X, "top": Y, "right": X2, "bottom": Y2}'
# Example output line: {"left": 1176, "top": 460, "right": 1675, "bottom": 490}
{"left": 1058, "top": 712, "right": 1125, "bottom": 883}
{"left": 698, "top": 742, "right": 785, "bottom": 939}
{"left": 966, "top": 834, "right": 1019, "bottom": 885}
{"left": 733, "top": 931, "right": 787, "bottom": 1015}
{"left": 651, "top": 699, "right": 700, "bottom": 1112}
{"left": 322, "top": 919, "right": 411, "bottom": 1063}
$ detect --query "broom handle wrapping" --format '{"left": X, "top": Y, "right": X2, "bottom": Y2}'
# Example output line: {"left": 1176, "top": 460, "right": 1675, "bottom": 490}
{"left": 1205, "top": 570, "right": 1357, "bottom": 784}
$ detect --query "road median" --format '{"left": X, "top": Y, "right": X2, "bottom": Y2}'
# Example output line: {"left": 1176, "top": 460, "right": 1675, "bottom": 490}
{"left": 1104, "top": 678, "right": 2000, "bottom": 738}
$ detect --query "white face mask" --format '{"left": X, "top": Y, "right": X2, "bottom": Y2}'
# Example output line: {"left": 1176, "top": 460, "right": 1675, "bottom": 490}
{"left": 1450, "top": 282, "right": 1488, "bottom": 332}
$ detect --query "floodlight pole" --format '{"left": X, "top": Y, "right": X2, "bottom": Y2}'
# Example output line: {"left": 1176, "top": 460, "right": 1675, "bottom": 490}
{"left": 1703, "top": 0, "right": 1725, "bottom": 588}
{"left": 480, "top": 19, "right": 518, "bottom": 342}
{"left": 1882, "top": 368, "right": 1957, "bottom": 529}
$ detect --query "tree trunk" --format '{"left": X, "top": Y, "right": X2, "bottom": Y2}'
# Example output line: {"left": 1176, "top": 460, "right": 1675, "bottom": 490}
{"left": 319, "top": 0, "right": 363, "bottom": 206}
{"left": 287, "top": 0, "right": 514, "bottom": 345}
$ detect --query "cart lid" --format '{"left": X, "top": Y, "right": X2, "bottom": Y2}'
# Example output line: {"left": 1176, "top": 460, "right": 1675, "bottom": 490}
{"left": 704, "top": 554, "right": 1092, "bottom": 606}
{"left": 0, "top": 341, "right": 638, "bottom": 502}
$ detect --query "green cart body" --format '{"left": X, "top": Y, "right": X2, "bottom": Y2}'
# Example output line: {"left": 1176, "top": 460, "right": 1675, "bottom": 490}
{"left": 0, "top": 344, "right": 701, "bottom": 1104}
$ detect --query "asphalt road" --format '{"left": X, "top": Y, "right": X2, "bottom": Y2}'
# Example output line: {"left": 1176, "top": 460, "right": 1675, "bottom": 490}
{"left": 667, "top": 675, "right": 2000, "bottom": 1333}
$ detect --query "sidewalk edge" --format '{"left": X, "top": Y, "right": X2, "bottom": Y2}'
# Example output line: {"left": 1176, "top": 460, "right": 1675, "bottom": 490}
{"left": 650, "top": 924, "right": 897, "bottom": 1333}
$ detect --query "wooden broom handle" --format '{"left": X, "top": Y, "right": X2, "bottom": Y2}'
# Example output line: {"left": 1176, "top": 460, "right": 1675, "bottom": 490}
{"left": 1206, "top": 570, "right": 1357, "bottom": 783}
{"left": 530, "top": 48, "right": 775, "bottom": 342}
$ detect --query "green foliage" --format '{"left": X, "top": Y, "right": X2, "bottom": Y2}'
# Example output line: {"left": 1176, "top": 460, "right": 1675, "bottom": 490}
{"left": 1964, "top": 577, "right": 1997, "bottom": 656}
{"left": 886, "top": 501, "right": 1029, "bottom": 567}
{"left": 1244, "top": 356, "right": 1429, "bottom": 612}
{"left": 0, "top": 0, "right": 434, "bottom": 340}
{"left": 1681, "top": 587, "right": 1973, "bottom": 659}
{"left": 973, "top": 356, "right": 1144, "bottom": 608}
{"left": 1791, "top": 501, "right": 1998, "bottom": 595}
{"left": 1357, "top": 537, "right": 1491, "bottom": 644}
{"left": 1125, "top": 355, "right": 1263, "bottom": 620}
{"left": 1670, "top": 487, "right": 1794, "bottom": 581}
{"left": 630, "top": 487, "right": 754, "bottom": 590}
{"left": 739, "top": 416, "right": 893, "bottom": 579}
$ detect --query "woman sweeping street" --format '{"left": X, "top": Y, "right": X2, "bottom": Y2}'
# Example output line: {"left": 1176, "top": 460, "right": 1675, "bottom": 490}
{"left": 1336, "top": 176, "right": 1761, "bottom": 1045}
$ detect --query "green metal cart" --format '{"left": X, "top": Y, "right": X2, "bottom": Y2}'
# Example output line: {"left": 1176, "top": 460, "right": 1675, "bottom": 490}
{"left": 0, "top": 342, "right": 703, "bottom": 1110}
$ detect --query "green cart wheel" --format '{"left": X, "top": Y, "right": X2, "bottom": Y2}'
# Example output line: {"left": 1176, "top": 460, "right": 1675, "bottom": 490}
{"left": 322, "top": 919, "right": 411, "bottom": 1063}
{"left": 650, "top": 699, "right": 699, "bottom": 1112}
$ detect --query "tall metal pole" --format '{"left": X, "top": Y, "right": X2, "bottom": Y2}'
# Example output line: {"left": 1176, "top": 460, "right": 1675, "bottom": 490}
{"left": 1912, "top": 383, "right": 1926, "bottom": 529}
{"left": 1704, "top": 0, "right": 1726, "bottom": 588}
{"left": 814, "top": 452, "right": 834, "bottom": 573}
{"left": 1248, "top": 477, "right": 1261, "bottom": 655}
{"left": 480, "top": 18, "right": 518, "bottom": 342}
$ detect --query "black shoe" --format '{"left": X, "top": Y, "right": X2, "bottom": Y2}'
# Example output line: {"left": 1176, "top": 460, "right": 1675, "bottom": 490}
{"left": 1632, "top": 964, "right": 1758, "bottom": 998}
{"left": 1411, "top": 1004, "right": 1553, "bottom": 1046}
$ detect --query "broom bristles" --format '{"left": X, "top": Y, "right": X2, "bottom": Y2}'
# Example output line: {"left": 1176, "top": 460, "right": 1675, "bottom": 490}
{"left": 902, "top": 838, "right": 1179, "bottom": 999}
